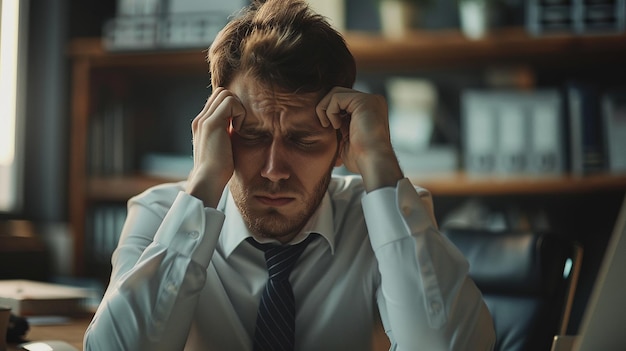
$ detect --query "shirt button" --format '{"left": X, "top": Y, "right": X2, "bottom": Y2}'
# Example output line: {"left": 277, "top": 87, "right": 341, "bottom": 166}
{"left": 402, "top": 206, "right": 412, "bottom": 216}
{"left": 430, "top": 301, "right": 442, "bottom": 314}
{"left": 166, "top": 282, "right": 178, "bottom": 294}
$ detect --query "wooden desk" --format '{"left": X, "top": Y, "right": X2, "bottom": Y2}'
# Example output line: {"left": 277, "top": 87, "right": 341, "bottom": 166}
{"left": 7, "top": 315, "right": 390, "bottom": 350}
{"left": 7, "top": 316, "right": 91, "bottom": 351}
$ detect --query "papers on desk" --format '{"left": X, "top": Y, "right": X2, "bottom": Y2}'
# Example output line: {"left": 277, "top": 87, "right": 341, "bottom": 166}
{"left": 0, "top": 280, "right": 90, "bottom": 317}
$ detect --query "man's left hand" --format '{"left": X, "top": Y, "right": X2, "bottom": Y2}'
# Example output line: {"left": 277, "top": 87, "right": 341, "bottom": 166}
{"left": 316, "top": 87, "right": 404, "bottom": 191}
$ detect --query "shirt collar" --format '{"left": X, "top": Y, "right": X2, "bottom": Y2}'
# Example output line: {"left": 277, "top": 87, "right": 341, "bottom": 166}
{"left": 219, "top": 189, "right": 336, "bottom": 258}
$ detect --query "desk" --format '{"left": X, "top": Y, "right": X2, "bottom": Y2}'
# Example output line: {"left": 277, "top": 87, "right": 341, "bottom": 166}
{"left": 7, "top": 316, "right": 390, "bottom": 350}
{"left": 7, "top": 316, "right": 91, "bottom": 351}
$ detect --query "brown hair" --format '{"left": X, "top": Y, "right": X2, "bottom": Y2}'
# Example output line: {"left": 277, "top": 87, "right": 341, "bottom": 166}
{"left": 207, "top": 0, "right": 356, "bottom": 94}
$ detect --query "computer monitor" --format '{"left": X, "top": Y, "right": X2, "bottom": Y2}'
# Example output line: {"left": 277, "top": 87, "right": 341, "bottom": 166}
{"left": 571, "top": 194, "right": 626, "bottom": 351}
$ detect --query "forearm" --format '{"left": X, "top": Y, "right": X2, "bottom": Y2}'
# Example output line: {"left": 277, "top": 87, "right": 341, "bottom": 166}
{"left": 84, "top": 191, "right": 225, "bottom": 350}
{"left": 84, "top": 245, "right": 207, "bottom": 350}
{"left": 362, "top": 180, "right": 495, "bottom": 350}
{"left": 374, "top": 234, "right": 494, "bottom": 350}
{"left": 185, "top": 167, "right": 230, "bottom": 208}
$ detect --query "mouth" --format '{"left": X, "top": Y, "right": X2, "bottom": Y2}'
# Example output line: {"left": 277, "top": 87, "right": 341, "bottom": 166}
{"left": 254, "top": 195, "right": 295, "bottom": 207}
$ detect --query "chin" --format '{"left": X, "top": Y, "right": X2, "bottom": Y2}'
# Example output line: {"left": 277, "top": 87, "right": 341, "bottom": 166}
{"left": 250, "top": 210, "right": 305, "bottom": 239}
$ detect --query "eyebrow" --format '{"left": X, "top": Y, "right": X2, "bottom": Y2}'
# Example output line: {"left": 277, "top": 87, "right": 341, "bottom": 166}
{"left": 240, "top": 126, "right": 328, "bottom": 137}
{"left": 239, "top": 114, "right": 331, "bottom": 132}
{"left": 288, "top": 130, "right": 328, "bottom": 138}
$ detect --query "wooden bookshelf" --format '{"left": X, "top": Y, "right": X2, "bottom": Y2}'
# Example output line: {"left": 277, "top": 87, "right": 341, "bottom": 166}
{"left": 68, "top": 28, "right": 626, "bottom": 71}
{"left": 346, "top": 27, "right": 626, "bottom": 70}
{"left": 410, "top": 172, "right": 626, "bottom": 196}
{"left": 86, "top": 172, "right": 626, "bottom": 202}
{"left": 68, "top": 28, "right": 626, "bottom": 275}
{"left": 87, "top": 175, "right": 181, "bottom": 201}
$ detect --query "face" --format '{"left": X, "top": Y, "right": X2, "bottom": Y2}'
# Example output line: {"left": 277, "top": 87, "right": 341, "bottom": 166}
{"left": 227, "top": 75, "right": 342, "bottom": 243}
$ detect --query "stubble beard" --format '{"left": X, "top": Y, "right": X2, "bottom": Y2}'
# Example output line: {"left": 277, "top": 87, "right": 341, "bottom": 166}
{"left": 230, "top": 162, "right": 335, "bottom": 241}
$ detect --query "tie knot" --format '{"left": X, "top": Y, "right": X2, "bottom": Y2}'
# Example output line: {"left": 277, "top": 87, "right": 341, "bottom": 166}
{"left": 247, "top": 234, "right": 316, "bottom": 281}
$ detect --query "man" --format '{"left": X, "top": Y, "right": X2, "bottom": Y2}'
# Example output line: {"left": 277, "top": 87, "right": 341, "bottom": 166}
{"left": 84, "top": 0, "right": 495, "bottom": 350}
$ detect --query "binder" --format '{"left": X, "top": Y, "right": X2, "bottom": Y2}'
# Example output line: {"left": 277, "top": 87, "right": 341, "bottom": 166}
{"left": 566, "top": 83, "right": 605, "bottom": 176}
{"left": 462, "top": 91, "right": 499, "bottom": 176}
{"left": 602, "top": 91, "right": 626, "bottom": 173}
{"left": 528, "top": 91, "right": 564, "bottom": 176}
{"left": 496, "top": 102, "right": 527, "bottom": 176}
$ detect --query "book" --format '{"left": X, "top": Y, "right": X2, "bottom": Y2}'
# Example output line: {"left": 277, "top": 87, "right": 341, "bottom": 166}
{"left": 602, "top": 91, "right": 626, "bottom": 174}
{"left": 462, "top": 91, "right": 499, "bottom": 176}
{"left": 0, "top": 280, "right": 90, "bottom": 317}
{"left": 526, "top": 0, "right": 626, "bottom": 35}
{"left": 496, "top": 102, "right": 528, "bottom": 176}
{"left": 528, "top": 90, "right": 564, "bottom": 176}
{"left": 566, "top": 83, "right": 606, "bottom": 176}
{"left": 140, "top": 152, "right": 193, "bottom": 179}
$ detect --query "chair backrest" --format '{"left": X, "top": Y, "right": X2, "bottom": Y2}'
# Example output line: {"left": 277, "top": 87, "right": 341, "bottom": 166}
{"left": 443, "top": 228, "right": 582, "bottom": 351}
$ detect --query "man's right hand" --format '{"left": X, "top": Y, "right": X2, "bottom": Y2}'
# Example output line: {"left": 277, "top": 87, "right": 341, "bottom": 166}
{"left": 186, "top": 87, "right": 246, "bottom": 208}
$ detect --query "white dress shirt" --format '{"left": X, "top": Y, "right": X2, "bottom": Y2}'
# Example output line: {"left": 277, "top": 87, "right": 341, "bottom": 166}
{"left": 84, "top": 176, "right": 495, "bottom": 351}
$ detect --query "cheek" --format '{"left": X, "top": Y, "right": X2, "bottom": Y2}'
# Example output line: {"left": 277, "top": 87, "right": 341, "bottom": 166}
{"left": 289, "top": 149, "right": 337, "bottom": 181}
{"left": 231, "top": 138, "right": 261, "bottom": 167}
{"left": 230, "top": 153, "right": 261, "bottom": 191}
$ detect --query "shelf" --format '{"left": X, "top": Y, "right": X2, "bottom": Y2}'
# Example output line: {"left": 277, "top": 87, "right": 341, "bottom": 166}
{"left": 409, "top": 173, "right": 626, "bottom": 196}
{"left": 68, "top": 28, "right": 626, "bottom": 72}
{"left": 346, "top": 28, "right": 626, "bottom": 70}
{"left": 87, "top": 175, "right": 182, "bottom": 202}
{"left": 87, "top": 173, "right": 626, "bottom": 202}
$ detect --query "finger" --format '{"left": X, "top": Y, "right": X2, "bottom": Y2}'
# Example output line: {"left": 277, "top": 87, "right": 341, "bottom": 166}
{"left": 192, "top": 87, "right": 226, "bottom": 130}
{"left": 198, "top": 92, "right": 245, "bottom": 133}
{"left": 226, "top": 96, "right": 246, "bottom": 131}
{"left": 316, "top": 86, "right": 353, "bottom": 129}
{"left": 205, "top": 88, "right": 235, "bottom": 118}
{"left": 193, "top": 89, "right": 245, "bottom": 143}
{"left": 315, "top": 98, "right": 332, "bottom": 128}
{"left": 325, "top": 93, "right": 354, "bottom": 129}
{"left": 207, "top": 86, "right": 225, "bottom": 106}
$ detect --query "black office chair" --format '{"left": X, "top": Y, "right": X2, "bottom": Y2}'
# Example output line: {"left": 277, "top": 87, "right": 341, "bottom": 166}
{"left": 443, "top": 228, "right": 582, "bottom": 351}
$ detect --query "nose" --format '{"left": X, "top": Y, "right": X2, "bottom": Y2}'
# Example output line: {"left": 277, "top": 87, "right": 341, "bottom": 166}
{"left": 261, "top": 139, "right": 290, "bottom": 182}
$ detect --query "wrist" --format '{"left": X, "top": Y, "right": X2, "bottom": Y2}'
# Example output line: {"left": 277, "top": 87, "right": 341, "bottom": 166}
{"left": 356, "top": 150, "right": 404, "bottom": 192}
{"left": 185, "top": 168, "right": 230, "bottom": 208}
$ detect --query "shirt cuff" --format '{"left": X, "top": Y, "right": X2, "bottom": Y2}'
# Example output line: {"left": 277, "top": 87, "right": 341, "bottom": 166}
{"left": 361, "top": 178, "right": 437, "bottom": 251}
{"left": 153, "top": 191, "right": 225, "bottom": 269}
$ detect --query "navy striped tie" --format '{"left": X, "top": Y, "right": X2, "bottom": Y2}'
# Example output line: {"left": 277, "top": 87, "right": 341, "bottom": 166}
{"left": 247, "top": 234, "right": 316, "bottom": 351}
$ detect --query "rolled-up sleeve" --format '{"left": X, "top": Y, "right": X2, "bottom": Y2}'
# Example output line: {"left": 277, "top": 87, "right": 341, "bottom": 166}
{"left": 84, "top": 189, "right": 225, "bottom": 351}
{"left": 362, "top": 178, "right": 495, "bottom": 351}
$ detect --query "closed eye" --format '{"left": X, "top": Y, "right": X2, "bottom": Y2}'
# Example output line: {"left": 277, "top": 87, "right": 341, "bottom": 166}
{"left": 292, "top": 137, "right": 317, "bottom": 145}
{"left": 288, "top": 133, "right": 323, "bottom": 149}
{"left": 237, "top": 130, "right": 270, "bottom": 144}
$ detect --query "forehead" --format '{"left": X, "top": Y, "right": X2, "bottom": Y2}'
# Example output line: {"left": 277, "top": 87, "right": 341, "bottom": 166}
{"left": 228, "top": 74, "right": 323, "bottom": 131}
